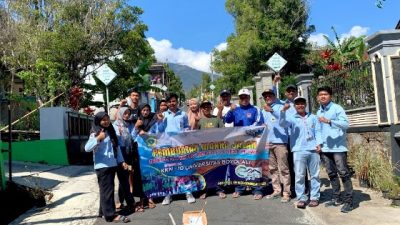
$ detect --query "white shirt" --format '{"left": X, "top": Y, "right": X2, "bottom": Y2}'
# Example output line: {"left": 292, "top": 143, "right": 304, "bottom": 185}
{"left": 213, "top": 105, "right": 234, "bottom": 127}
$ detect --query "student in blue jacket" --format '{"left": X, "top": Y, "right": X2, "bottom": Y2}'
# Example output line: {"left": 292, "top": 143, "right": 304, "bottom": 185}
{"left": 316, "top": 86, "right": 353, "bottom": 213}
{"left": 280, "top": 97, "right": 322, "bottom": 209}
{"left": 85, "top": 112, "right": 130, "bottom": 223}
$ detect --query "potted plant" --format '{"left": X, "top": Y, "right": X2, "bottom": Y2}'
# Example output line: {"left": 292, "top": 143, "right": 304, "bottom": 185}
{"left": 349, "top": 145, "right": 371, "bottom": 188}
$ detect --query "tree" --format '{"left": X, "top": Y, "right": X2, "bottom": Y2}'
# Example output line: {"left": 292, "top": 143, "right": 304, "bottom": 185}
{"left": 188, "top": 73, "right": 212, "bottom": 100}
{"left": 165, "top": 65, "right": 185, "bottom": 103}
{"left": 212, "top": 0, "right": 314, "bottom": 94}
{"left": 0, "top": 0, "right": 153, "bottom": 106}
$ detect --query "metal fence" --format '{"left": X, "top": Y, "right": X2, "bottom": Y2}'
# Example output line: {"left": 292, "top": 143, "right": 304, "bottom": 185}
{"left": 310, "top": 62, "right": 375, "bottom": 112}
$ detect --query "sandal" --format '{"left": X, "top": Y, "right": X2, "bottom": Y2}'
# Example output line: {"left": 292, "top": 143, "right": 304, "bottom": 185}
{"left": 296, "top": 201, "right": 306, "bottom": 209}
{"left": 218, "top": 192, "right": 227, "bottom": 199}
{"left": 253, "top": 194, "right": 263, "bottom": 200}
{"left": 200, "top": 193, "right": 207, "bottom": 199}
{"left": 112, "top": 215, "right": 130, "bottom": 223}
{"left": 309, "top": 200, "right": 319, "bottom": 207}
{"left": 134, "top": 203, "right": 145, "bottom": 212}
{"left": 265, "top": 191, "right": 280, "bottom": 199}
{"left": 232, "top": 192, "right": 241, "bottom": 198}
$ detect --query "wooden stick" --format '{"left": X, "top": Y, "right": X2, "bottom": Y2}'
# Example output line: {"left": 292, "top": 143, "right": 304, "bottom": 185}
{"left": 0, "top": 92, "right": 65, "bottom": 132}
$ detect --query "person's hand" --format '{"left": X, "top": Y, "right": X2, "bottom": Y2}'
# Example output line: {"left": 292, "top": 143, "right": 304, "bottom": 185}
{"left": 122, "top": 162, "right": 129, "bottom": 170}
{"left": 139, "top": 130, "right": 147, "bottom": 136}
{"left": 217, "top": 101, "right": 224, "bottom": 111}
{"left": 120, "top": 99, "right": 127, "bottom": 106}
{"left": 282, "top": 103, "right": 290, "bottom": 112}
{"left": 96, "top": 130, "right": 106, "bottom": 142}
{"left": 319, "top": 117, "right": 330, "bottom": 124}
{"left": 156, "top": 112, "right": 164, "bottom": 121}
{"left": 264, "top": 105, "right": 273, "bottom": 112}
{"left": 135, "top": 119, "right": 143, "bottom": 128}
{"left": 316, "top": 145, "right": 321, "bottom": 153}
{"left": 273, "top": 74, "right": 281, "bottom": 84}
{"left": 230, "top": 103, "right": 236, "bottom": 111}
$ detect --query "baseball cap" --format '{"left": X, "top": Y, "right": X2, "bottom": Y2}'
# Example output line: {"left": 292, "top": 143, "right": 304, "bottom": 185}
{"left": 261, "top": 89, "right": 275, "bottom": 97}
{"left": 286, "top": 84, "right": 297, "bottom": 91}
{"left": 238, "top": 88, "right": 251, "bottom": 96}
{"left": 220, "top": 89, "right": 231, "bottom": 96}
{"left": 294, "top": 96, "right": 307, "bottom": 104}
{"left": 200, "top": 100, "right": 212, "bottom": 108}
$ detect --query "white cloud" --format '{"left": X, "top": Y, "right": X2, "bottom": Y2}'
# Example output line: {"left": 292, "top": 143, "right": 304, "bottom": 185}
{"left": 215, "top": 42, "right": 227, "bottom": 51}
{"left": 340, "top": 25, "right": 369, "bottom": 40}
{"left": 147, "top": 37, "right": 227, "bottom": 73}
{"left": 308, "top": 33, "right": 328, "bottom": 47}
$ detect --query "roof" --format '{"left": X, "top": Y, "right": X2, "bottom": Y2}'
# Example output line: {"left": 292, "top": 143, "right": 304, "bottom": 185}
{"left": 396, "top": 20, "right": 400, "bottom": 29}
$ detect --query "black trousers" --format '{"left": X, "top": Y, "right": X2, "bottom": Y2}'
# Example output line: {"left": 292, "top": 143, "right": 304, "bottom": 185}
{"left": 117, "top": 166, "right": 135, "bottom": 207}
{"left": 321, "top": 152, "right": 353, "bottom": 204}
{"left": 96, "top": 166, "right": 117, "bottom": 222}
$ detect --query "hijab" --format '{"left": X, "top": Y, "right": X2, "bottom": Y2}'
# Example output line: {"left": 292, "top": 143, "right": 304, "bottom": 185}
{"left": 115, "top": 107, "right": 131, "bottom": 127}
{"left": 187, "top": 98, "right": 200, "bottom": 128}
{"left": 138, "top": 103, "right": 157, "bottom": 132}
{"left": 91, "top": 111, "right": 119, "bottom": 158}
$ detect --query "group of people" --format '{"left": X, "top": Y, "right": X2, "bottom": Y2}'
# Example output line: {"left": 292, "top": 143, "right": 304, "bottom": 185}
{"left": 85, "top": 81, "right": 354, "bottom": 223}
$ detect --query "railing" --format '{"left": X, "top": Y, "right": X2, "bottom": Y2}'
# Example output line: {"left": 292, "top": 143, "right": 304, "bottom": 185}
{"left": 310, "top": 62, "right": 375, "bottom": 112}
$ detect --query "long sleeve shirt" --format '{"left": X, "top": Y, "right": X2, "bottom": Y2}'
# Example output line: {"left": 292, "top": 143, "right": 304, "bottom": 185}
{"left": 280, "top": 111, "right": 322, "bottom": 152}
{"left": 224, "top": 104, "right": 264, "bottom": 127}
{"left": 157, "top": 109, "right": 189, "bottom": 133}
{"left": 85, "top": 132, "right": 124, "bottom": 170}
{"left": 261, "top": 100, "right": 288, "bottom": 144}
{"left": 316, "top": 101, "right": 349, "bottom": 152}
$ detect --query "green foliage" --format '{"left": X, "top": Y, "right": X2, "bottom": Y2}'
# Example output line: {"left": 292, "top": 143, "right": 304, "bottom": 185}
{"left": 188, "top": 73, "right": 213, "bottom": 100}
{"left": 212, "top": 0, "right": 313, "bottom": 94}
{"left": 165, "top": 65, "right": 185, "bottom": 102}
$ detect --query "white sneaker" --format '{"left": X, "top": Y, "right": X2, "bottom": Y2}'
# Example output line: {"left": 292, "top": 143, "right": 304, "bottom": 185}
{"left": 186, "top": 193, "right": 196, "bottom": 204}
{"left": 162, "top": 195, "right": 172, "bottom": 205}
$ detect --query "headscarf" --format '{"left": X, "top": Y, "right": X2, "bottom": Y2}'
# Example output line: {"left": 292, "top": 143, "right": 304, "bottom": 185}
{"left": 138, "top": 103, "right": 157, "bottom": 132}
{"left": 91, "top": 112, "right": 119, "bottom": 158}
{"left": 114, "top": 107, "right": 133, "bottom": 148}
{"left": 115, "top": 107, "right": 131, "bottom": 127}
{"left": 187, "top": 98, "right": 200, "bottom": 128}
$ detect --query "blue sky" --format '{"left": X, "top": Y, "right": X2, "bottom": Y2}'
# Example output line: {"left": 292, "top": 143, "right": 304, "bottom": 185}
{"left": 131, "top": 0, "right": 400, "bottom": 72}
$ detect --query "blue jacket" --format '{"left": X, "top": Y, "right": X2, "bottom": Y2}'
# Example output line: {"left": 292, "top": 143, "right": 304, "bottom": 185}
{"left": 280, "top": 111, "right": 322, "bottom": 152}
{"left": 261, "top": 100, "right": 288, "bottom": 144}
{"left": 316, "top": 101, "right": 349, "bottom": 152}
{"left": 158, "top": 109, "right": 189, "bottom": 133}
{"left": 85, "top": 132, "right": 124, "bottom": 170}
{"left": 224, "top": 104, "right": 264, "bottom": 126}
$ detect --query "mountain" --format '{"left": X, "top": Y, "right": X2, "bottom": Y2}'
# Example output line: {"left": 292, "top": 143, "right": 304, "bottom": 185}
{"left": 167, "top": 63, "right": 207, "bottom": 93}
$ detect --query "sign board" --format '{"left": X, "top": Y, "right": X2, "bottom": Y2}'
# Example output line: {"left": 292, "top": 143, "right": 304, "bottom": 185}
{"left": 95, "top": 64, "right": 117, "bottom": 86}
{"left": 209, "top": 84, "right": 215, "bottom": 90}
{"left": 266, "top": 53, "right": 287, "bottom": 72}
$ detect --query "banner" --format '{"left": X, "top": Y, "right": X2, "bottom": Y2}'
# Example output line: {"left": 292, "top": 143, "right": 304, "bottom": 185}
{"left": 137, "top": 126, "right": 269, "bottom": 198}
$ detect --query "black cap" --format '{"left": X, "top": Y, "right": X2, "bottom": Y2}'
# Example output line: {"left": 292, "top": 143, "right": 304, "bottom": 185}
{"left": 285, "top": 84, "right": 297, "bottom": 91}
{"left": 294, "top": 96, "right": 307, "bottom": 104}
{"left": 200, "top": 100, "right": 212, "bottom": 108}
{"left": 261, "top": 89, "right": 275, "bottom": 97}
{"left": 220, "top": 89, "right": 231, "bottom": 96}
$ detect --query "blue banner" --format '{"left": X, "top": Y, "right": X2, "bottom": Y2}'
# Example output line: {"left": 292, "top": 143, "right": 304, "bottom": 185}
{"left": 137, "top": 126, "right": 269, "bottom": 198}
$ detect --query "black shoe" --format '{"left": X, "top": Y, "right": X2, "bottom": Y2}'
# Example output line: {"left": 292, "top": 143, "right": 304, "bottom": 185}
{"left": 340, "top": 203, "right": 353, "bottom": 213}
{"left": 325, "top": 198, "right": 342, "bottom": 207}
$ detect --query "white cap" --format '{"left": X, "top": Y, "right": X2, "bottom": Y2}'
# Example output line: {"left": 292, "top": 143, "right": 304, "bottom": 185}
{"left": 238, "top": 88, "right": 251, "bottom": 96}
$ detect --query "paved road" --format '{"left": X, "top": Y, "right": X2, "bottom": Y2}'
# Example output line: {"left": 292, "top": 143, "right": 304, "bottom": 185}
{"left": 94, "top": 194, "right": 316, "bottom": 225}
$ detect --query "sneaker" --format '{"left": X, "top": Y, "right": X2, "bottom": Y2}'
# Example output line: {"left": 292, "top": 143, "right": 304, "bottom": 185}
{"left": 186, "top": 193, "right": 196, "bottom": 204}
{"left": 340, "top": 203, "right": 353, "bottom": 213}
{"left": 162, "top": 195, "right": 172, "bottom": 205}
{"left": 281, "top": 195, "right": 291, "bottom": 203}
{"left": 325, "top": 198, "right": 342, "bottom": 207}
{"left": 265, "top": 192, "right": 281, "bottom": 199}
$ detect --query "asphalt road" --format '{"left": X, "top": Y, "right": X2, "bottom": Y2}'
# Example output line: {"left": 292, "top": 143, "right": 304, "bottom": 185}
{"left": 94, "top": 193, "right": 316, "bottom": 225}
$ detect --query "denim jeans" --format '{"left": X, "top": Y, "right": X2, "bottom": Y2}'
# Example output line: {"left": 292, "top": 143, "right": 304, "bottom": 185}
{"left": 235, "top": 185, "right": 264, "bottom": 195}
{"left": 293, "top": 151, "right": 320, "bottom": 201}
{"left": 321, "top": 152, "right": 353, "bottom": 204}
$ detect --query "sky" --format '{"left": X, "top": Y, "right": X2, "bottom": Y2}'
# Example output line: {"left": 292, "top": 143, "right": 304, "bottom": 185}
{"left": 130, "top": 0, "right": 400, "bottom": 72}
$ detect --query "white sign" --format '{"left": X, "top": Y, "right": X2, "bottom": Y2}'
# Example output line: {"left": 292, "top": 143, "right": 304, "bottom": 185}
{"left": 209, "top": 84, "right": 215, "bottom": 90}
{"left": 266, "top": 53, "right": 287, "bottom": 72}
{"left": 95, "top": 64, "right": 117, "bottom": 86}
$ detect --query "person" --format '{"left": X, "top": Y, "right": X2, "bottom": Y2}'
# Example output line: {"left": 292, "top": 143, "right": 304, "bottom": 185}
{"left": 113, "top": 107, "right": 136, "bottom": 211}
{"left": 224, "top": 88, "right": 265, "bottom": 200}
{"left": 157, "top": 93, "right": 195, "bottom": 205}
{"left": 316, "top": 86, "right": 353, "bottom": 213}
{"left": 213, "top": 89, "right": 234, "bottom": 127}
{"left": 192, "top": 100, "right": 226, "bottom": 199}
{"left": 115, "top": 87, "right": 140, "bottom": 123}
{"left": 132, "top": 103, "right": 159, "bottom": 210}
{"left": 280, "top": 96, "right": 322, "bottom": 209}
{"left": 85, "top": 112, "right": 130, "bottom": 223}
{"left": 187, "top": 98, "right": 201, "bottom": 130}
{"left": 158, "top": 99, "right": 168, "bottom": 113}
{"left": 261, "top": 89, "right": 291, "bottom": 203}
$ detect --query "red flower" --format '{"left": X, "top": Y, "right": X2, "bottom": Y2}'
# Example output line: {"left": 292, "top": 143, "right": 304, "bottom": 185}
{"left": 83, "top": 107, "right": 95, "bottom": 115}
{"left": 320, "top": 49, "right": 333, "bottom": 60}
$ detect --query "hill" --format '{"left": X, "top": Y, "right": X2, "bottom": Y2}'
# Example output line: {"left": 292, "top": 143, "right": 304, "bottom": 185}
{"left": 167, "top": 63, "right": 208, "bottom": 93}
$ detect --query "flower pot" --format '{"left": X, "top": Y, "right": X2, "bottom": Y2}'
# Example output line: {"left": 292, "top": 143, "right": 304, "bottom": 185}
{"left": 358, "top": 178, "right": 370, "bottom": 188}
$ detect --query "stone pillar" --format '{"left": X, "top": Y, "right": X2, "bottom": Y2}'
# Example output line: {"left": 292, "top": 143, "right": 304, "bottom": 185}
{"left": 296, "top": 73, "right": 314, "bottom": 112}
{"left": 252, "top": 76, "right": 262, "bottom": 107}
{"left": 242, "top": 85, "right": 255, "bottom": 105}
{"left": 366, "top": 29, "right": 400, "bottom": 174}
{"left": 254, "top": 70, "right": 274, "bottom": 107}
